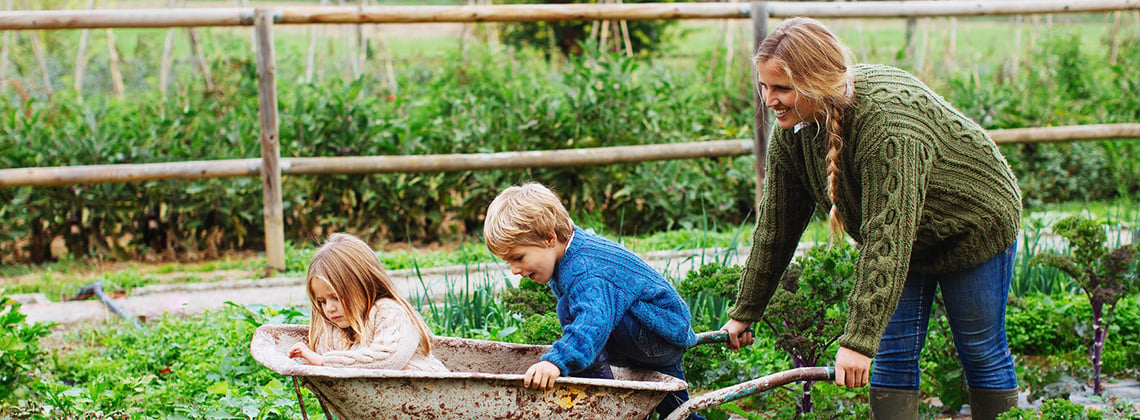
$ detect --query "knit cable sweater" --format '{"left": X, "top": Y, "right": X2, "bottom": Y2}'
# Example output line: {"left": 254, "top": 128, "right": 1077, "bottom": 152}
{"left": 314, "top": 298, "right": 449, "bottom": 372}
{"left": 541, "top": 227, "right": 698, "bottom": 375}
{"left": 728, "top": 64, "right": 1022, "bottom": 357}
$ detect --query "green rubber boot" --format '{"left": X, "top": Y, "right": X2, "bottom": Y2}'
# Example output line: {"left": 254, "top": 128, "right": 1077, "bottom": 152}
{"left": 967, "top": 388, "right": 1019, "bottom": 420}
{"left": 869, "top": 387, "right": 920, "bottom": 420}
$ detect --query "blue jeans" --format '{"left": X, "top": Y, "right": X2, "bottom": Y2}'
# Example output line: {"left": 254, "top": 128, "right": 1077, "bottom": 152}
{"left": 569, "top": 312, "right": 703, "bottom": 420}
{"left": 870, "top": 241, "right": 1019, "bottom": 391}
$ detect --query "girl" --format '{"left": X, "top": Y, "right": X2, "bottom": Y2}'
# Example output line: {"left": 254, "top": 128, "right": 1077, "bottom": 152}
{"left": 720, "top": 17, "right": 1021, "bottom": 420}
{"left": 288, "top": 232, "right": 448, "bottom": 372}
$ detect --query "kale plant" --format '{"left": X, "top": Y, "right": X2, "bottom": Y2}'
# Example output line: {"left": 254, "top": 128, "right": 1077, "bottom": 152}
{"left": 760, "top": 243, "right": 857, "bottom": 414}
{"left": 1032, "top": 216, "right": 1138, "bottom": 395}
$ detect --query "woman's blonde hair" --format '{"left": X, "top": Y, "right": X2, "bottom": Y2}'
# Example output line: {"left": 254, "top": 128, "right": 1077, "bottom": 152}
{"left": 755, "top": 17, "right": 854, "bottom": 242}
{"left": 483, "top": 182, "right": 575, "bottom": 257}
{"left": 306, "top": 232, "right": 434, "bottom": 354}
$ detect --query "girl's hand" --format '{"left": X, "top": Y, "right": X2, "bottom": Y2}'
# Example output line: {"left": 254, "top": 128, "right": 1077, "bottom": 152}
{"left": 720, "top": 319, "right": 755, "bottom": 352}
{"left": 288, "top": 342, "right": 324, "bottom": 366}
{"left": 834, "top": 346, "right": 870, "bottom": 388}
{"left": 523, "top": 361, "right": 561, "bottom": 389}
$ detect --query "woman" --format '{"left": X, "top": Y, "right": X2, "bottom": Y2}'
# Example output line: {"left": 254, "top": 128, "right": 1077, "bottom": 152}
{"left": 720, "top": 17, "right": 1021, "bottom": 420}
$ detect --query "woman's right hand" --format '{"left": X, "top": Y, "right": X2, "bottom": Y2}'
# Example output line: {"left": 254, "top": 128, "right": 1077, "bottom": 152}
{"left": 720, "top": 318, "right": 755, "bottom": 352}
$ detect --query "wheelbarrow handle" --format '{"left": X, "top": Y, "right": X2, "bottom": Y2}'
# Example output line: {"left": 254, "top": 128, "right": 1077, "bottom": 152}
{"left": 693, "top": 328, "right": 753, "bottom": 346}
{"left": 663, "top": 366, "right": 836, "bottom": 420}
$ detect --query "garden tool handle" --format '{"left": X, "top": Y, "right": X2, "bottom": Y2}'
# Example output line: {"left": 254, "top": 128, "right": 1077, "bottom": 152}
{"left": 694, "top": 327, "right": 754, "bottom": 346}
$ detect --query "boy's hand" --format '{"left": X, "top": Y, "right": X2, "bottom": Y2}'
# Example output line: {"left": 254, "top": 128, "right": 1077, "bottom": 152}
{"left": 720, "top": 319, "right": 755, "bottom": 352}
{"left": 834, "top": 346, "right": 870, "bottom": 388}
{"left": 523, "top": 361, "right": 561, "bottom": 389}
{"left": 288, "top": 342, "right": 324, "bottom": 366}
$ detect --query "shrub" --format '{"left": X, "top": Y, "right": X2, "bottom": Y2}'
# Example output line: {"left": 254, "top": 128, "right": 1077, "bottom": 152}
{"left": 0, "top": 295, "right": 53, "bottom": 404}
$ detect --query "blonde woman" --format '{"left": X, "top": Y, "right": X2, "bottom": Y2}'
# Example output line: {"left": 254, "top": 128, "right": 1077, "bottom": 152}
{"left": 719, "top": 18, "right": 1021, "bottom": 420}
{"left": 288, "top": 232, "right": 448, "bottom": 372}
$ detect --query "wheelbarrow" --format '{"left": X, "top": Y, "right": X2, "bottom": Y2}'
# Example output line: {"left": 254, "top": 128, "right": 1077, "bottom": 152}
{"left": 251, "top": 324, "right": 834, "bottom": 420}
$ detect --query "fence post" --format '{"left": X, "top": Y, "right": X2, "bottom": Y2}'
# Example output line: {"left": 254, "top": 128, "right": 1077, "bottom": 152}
{"left": 255, "top": 8, "right": 286, "bottom": 271}
{"left": 750, "top": 1, "right": 769, "bottom": 208}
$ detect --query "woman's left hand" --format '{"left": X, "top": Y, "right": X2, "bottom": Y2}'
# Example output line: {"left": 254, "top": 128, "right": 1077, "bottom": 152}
{"left": 834, "top": 346, "right": 871, "bottom": 388}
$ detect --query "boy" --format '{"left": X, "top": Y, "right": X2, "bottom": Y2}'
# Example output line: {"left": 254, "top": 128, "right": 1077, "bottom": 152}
{"left": 483, "top": 182, "right": 702, "bottom": 420}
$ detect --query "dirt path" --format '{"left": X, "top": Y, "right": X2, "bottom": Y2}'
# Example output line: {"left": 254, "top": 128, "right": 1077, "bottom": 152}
{"left": 17, "top": 246, "right": 752, "bottom": 326}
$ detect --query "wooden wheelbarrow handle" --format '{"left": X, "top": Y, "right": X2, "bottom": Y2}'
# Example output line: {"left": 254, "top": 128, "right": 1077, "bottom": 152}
{"left": 669, "top": 330, "right": 835, "bottom": 420}
{"left": 664, "top": 366, "right": 835, "bottom": 420}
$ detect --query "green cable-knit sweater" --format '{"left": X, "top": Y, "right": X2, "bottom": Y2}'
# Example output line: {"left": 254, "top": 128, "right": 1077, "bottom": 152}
{"left": 728, "top": 64, "right": 1022, "bottom": 357}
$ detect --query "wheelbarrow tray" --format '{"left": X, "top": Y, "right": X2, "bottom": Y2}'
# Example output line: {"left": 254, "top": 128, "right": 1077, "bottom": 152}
{"left": 251, "top": 324, "right": 687, "bottom": 419}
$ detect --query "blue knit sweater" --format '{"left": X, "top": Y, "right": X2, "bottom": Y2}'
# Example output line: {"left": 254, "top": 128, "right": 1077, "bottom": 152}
{"left": 541, "top": 227, "right": 698, "bottom": 375}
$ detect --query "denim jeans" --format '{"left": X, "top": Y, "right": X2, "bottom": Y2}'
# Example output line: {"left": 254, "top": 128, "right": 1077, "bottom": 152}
{"left": 870, "top": 241, "right": 1019, "bottom": 391}
{"left": 568, "top": 310, "right": 703, "bottom": 420}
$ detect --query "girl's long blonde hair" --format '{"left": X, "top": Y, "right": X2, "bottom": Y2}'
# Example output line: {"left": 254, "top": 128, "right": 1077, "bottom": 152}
{"left": 305, "top": 232, "right": 435, "bottom": 354}
{"left": 754, "top": 17, "right": 854, "bottom": 242}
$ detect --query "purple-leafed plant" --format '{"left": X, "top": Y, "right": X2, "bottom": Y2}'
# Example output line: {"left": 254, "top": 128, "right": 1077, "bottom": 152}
{"left": 1032, "top": 216, "right": 1138, "bottom": 395}
{"left": 761, "top": 243, "right": 856, "bottom": 414}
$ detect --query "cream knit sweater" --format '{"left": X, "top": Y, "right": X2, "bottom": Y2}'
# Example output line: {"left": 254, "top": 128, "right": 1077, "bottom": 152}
{"left": 314, "top": 298, "right": 449, "bottom": 372}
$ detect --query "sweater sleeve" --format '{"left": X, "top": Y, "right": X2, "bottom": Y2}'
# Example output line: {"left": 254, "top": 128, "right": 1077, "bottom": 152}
{"left": 728, "top": 129, "right": 816, "bottom": 322}
{"left": 542, "top": 274, "right": 631, "bottom": 375}
{"left": 839, "top": 114, "right": 932, "bottom": 357}
{"left": 321, "top": 299, "right": 422, "bottom": 369}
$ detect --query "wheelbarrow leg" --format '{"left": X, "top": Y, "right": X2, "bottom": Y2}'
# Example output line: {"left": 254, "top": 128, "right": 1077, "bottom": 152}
{"left": 292, "top": 376, "right": 337, "bottom": 419}
{"left": 292, "top": 377, "right": 310, "bottom": 420}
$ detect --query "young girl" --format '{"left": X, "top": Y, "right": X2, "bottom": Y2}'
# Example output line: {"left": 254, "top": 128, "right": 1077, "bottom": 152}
{"left": 288, "top": 232, "right": 448, "bottom": 372}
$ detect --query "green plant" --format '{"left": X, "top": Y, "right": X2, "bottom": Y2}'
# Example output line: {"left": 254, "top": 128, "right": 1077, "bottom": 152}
{"left": 1032, "top": 216, "right": 1139, "bottom": 395}
{"left": 0, "top": 295, "right": 54, "bottom": 403}
{"left": 677, "top": 263, "right": 741, "bottom": 333}
{"left": 999, "top": 397, "right": 1139, "bottom": 420}
{"left": 760, "top": 243, "right": 857, "bottom": 414}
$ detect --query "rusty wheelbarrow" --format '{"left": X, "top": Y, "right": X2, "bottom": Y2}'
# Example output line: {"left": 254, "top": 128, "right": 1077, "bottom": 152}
{"left": 251, "top": 324, "right": 833, "bottom": 420}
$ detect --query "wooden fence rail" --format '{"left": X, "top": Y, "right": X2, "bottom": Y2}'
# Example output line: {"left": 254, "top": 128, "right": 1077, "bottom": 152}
{"left": 2, "top": 0, "right": 1139, "bottom": 269}
{"left": 3, "top": 124, "right": 1138, "bottom": 189}
{"left": 2, "top": 1, "right": 1139, "bottom": 29}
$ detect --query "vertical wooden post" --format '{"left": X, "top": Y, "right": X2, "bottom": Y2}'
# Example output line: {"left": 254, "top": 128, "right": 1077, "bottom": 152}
{"left": 255, "top": 8, "right": 285, "bottom": 272}
{"left": 1, "top": 0, "right": 13, "bottom": 86}
{"left": 750, "top": 2, "right": 769, "bottom": 207}
{"left": 75, "top": 0, "right": 96, "bottom": 101}
{"left": 106, "top": 28, "right": 124, "bottom": 96}
{"left": 187, "top": 28, "right": 215, "bottom": 91}
{"left": 160, "top": 12, "right": 176, "bottom": 94}
{"left": 22, "top": 0, "right": 52, "bottom": 96}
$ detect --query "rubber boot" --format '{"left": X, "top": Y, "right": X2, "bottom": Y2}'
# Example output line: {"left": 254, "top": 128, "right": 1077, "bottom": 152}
{"left": 869, "top": 387, "right": 920, "bottom": 420}
{"left": 967, "top": 388, "right": 1019, "bottom": 420}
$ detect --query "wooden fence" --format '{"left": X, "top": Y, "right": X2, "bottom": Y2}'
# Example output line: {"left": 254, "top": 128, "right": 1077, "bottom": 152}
{"left": 1, "top": 0, "right": 1139, "bottom": 270}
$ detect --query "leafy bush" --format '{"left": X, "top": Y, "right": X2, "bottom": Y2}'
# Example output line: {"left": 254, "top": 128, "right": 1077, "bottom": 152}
{"left": 943, "top": 31, "right": 1140, "bottom": 207}
{"left": 1006, "top": 294, "right": 1086, "bottom": 356}
{"left": 0, "top": 295, "right": 53, "bottom": 404}
{"left": 497, "top": 0, "right": 678, "bottom": 57}
{"left": 1, "top": 46, "right": 755, "bottom": 264}
{"left": 999, "top": 397, "right": 1140, "bottom": 420}
{"left": 1, "top": 304, "right": 316, "bottom": 419}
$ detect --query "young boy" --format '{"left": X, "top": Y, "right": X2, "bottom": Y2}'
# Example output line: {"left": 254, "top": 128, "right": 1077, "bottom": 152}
{"left": 483, "top": 182, "right": 702, "bottom": 420}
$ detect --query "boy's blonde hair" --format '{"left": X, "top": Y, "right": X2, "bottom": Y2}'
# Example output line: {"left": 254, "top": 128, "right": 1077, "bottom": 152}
{"left": 483, "top": 182, "right": 575, "bottom": 257}
{"left": 306, "top": 232, "right": 434, "bottom": 354}
{"left": 754, "top": 17, "right": 854, "bottom": 243}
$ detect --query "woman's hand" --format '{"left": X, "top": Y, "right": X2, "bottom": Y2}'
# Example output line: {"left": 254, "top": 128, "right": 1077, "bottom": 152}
{"left": 523, "top": 361, "right": 562, "bottom": 389}
{"left": 720, "top": 318, "right": 755, "bottom": 352}
{"left": 834, "top": 346, "right": 871, "bottom": 388}
{"left": 289, "top": 342, "right": 325, "bottom": 366}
